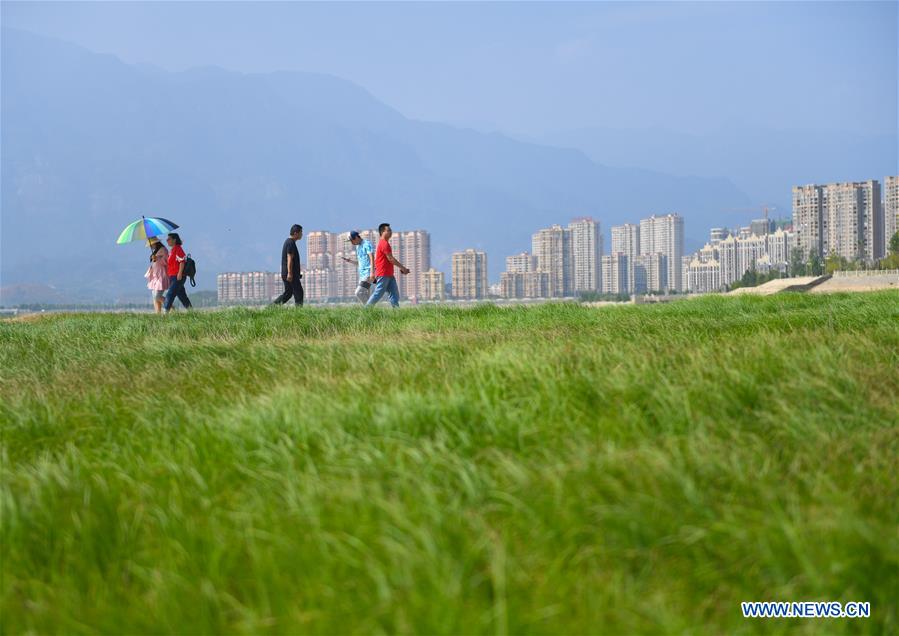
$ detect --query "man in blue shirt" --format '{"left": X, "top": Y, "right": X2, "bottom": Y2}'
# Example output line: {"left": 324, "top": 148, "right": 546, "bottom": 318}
{"left": 342, "top": 230, "right": 376, "bottom": 303}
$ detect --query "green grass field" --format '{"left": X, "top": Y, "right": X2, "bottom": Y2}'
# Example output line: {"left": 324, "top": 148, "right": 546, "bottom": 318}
{"left": 2, "top": 293, "right": 898, "bottom": 634}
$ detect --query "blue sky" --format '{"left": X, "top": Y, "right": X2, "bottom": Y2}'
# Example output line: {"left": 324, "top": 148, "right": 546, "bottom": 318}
{"left": 3, "top": 1, "right": 897, "bottom": 136}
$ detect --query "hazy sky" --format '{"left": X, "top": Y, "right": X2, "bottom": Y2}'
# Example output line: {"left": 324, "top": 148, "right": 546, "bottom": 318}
{"left": 3, "top": 1, "right": 897, "bottom": 137}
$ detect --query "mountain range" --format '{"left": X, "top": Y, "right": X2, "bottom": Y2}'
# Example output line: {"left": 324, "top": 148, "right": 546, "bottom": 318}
{"left": 3, "top": 28, "right": 758, "bottom": 303}
{"left": 538, "top": 126, "right": 897, "bottom": 217}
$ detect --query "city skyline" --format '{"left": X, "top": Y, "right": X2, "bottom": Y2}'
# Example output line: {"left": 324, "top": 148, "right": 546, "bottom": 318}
{"left": 217, "top": 176, "right": 899, "bottom": 303}
{"left": 216, "top": 173, "right": 898, "bottom": 304}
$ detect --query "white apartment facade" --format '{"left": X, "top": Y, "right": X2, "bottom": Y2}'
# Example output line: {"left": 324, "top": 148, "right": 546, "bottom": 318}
{"left": 601, "top": 253, "right": 628, "bottom": 295}
{"left": 421, "top": 268, "right": 446, "bottom": 301}
{"left": 792, "top": 184, "right": 825, "bottom": 257}
{"left": 686, "top": 228, "right": 795, "bottom": 291}
{"left": 641, "top": 252, "right": 669, "bottom": 293}
{"left": 506, "top": 252, "right": 536, "bottom": 273}
{"left": 500, "top": 272, "right": 525, "bottom": 299}
{"left": 452, "top": 249, "right": 488, "bottom": 299}
{"left": 217, "top": 271, "right": 281, "bottom": 304}
{"left": 884, "top": 176, "right": 898, "bottom": 249}
{"left": 523, "top": 271, "right": 551, "bottom": 298}
{"left": 639, "top": 213, "right": 684, "bottom": 292}
{"left": 793, "top": 180, "right": 884, "bottom": 262}
{"left": 391, "top": 230, "right": 431, "bottom": 300}
{"left": 568, "top": 217, "right": 603, "bottom": 294}
{"left": 611, "top": 223, "right": 640, "bottom": 293}
{"left": 688, "top": 258, "right": 722, "bottom": 293}
{"left": 532, "top": 224, "right": 573, "bottom": 297}
{"left": 305, "top": 268, "right": 336, "bottom": 301}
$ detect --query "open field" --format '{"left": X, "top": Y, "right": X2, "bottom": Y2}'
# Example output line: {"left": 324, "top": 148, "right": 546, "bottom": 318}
{"left": 2, "top": 292, "right": 898, "bottom": 634}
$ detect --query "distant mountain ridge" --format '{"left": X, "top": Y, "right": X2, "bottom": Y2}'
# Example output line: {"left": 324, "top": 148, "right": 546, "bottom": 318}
{"left": 1, "top": 28, "right": 751, "bottom": 303}
{"left": 540, "top": 126, "right": 898, "bottom": 216}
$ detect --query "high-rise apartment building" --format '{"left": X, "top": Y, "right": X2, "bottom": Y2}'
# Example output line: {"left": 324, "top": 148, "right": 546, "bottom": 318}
{"left": 716, "top": 235, "right": 739, "bottom": 286}
{"left": 217, "top": 272, "right": 243, "bottom": 304}
{"left": 767, "top": 228, "right": 796, "bottom": 268}
{"left": 611, "top": 223, "right": 640, "bottom": 293}
{"left": 737, "top": 234, "right": 768, "bottom": 275}
{"left": 697, "top": 243, "right": 718, "bottom": 263}
{"left": 792, "top": 184, "right": 825, "bottom": 257}
{"left": 307, "top": 230, "right": 355, "bottom": 300}
{"left": 692, "top": 228, "right": 795, "bottom": 289}
{"left": 709, "top": 228, "right": 730, "bottom": 245}
{"left": 886, "top": 176, "right": 899, "bottom": 247}
{"left": 500, "top": 272, "right": 525, "bottom": 299}
{"left": 639, "top": 213, "right": 684, "bottom": 292}
{"left": 532, "top": 224, "right": 573, "bottom": 297}
{"left": 523, "top": 271, "right": 551, "bottom": 298}
{"left": 823, "top": 181, "right": 883, "bottom": 262}
{"left": 392, "top": 230, "right": 431, "bottom": 300}
{"left": 359, "top": 229, "right": 380, "bottom": 246}
{"left": 506, "top": 252, "right": 536, "bottom": 273}
{"left": 421, "top": 268, "right": 446, "bottom": 301}
{"left": 452, "top": 249, "right": 488, "bottom": 299}
{"left": 306, "top": 231, "right": 339, "bottom": 270}
{"left": 499, "top": 270, "right": 552, "bottom": 299}
{"left": 568, "top": 217, "right": 602, "bottom": 293}
{"left": 217, "top": 272, "right": 281, "bottom": 304}
{"left": 305, "top": 268, "right": 336, "bottom": 301}
{"left": 750, "top": 218, "right": 776, "bottom": 237}
{"left": 632, "top": 258, "right": 648, "bottom": 295}
{"left": 333, "top": 246, "right": 359, "bottom": 298}
{"left": 688, "top": 258, "right": 722, "bottom": 293}
{"left": 681, "top": 255, "right": 692, "bottom": 292}
{"left": 601, "top": 253, "right": 628, "bottom": 295}
{"left": 641, "top": 252, "right": 669, "bottom": 293}
{"left": 793, "top": 181, "right": 884, "bottom": 262}
{"left": 859, "top": 181, "right": 883, "bottom": 260}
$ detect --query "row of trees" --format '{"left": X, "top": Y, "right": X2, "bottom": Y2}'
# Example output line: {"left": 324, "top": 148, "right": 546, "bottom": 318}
{"left": 789, "top": 248, "right": 824, "bottom": 277}
{"left": 821, "top": 231, "right": 899, "bottom": 273}
{"left": 792, "top": 231, "right": 899, "bottom": 276}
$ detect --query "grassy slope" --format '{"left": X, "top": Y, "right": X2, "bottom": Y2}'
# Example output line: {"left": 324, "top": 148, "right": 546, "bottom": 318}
{"left": 1, "top": 293, "right": 898, "bottom": 634}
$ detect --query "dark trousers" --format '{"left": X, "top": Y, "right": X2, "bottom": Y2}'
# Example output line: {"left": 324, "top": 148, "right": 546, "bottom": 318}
{"left": 275, "top": 275, "right": 304, "bottom": 306}
{"left": 163, "top": 275, "right": 192, "bottom": 312}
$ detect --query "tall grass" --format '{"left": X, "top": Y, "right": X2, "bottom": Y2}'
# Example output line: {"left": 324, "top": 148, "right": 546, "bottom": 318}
{"left": 2, "top": 292, "right": 898, "bottom": 634}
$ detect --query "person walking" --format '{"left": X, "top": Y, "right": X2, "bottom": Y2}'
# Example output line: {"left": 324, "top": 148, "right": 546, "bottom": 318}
{"left": 145, "top": 237, "right": 170, "bottom": 314}
{"left": 366, "top": 223, "right": 409, "bottom": 308}
{"left": 163, "top": 232, "right": 192, "bottom": 313}
{"left": 341, "top": 230, "right": 375, "bottom": 303}
{"left": 274, "top": 224, "right": 304, "bottom": 306}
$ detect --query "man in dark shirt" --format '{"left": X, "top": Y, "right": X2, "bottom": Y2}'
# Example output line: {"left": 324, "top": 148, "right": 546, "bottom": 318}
{"left": 274, "top": 224, "right": 304, "bottom": 306}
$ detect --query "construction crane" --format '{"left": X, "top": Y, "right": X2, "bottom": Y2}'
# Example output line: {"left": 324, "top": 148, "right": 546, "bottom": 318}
{"left": 723, "top": 205, "right": 779, "bottom": 238}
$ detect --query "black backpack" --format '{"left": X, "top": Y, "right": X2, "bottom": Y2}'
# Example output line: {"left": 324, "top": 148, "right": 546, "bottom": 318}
{"left": 183, "top": 254, "right": 197, "bottom": 287}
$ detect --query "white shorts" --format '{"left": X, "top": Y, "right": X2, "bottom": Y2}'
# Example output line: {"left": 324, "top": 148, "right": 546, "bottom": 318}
{"left": 355, "top": 281, "right": 372, "bottom": 303}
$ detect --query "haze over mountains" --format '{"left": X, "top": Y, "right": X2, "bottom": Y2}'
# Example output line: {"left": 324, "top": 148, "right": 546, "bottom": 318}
{"left": 1, "top": 28, "right": 893, "bottom": 303}
{"left": 1, "top": 28, "right": 757, "bottom": 303}
{"left": 539, "top": 126, "right": 897, "bottom": 216}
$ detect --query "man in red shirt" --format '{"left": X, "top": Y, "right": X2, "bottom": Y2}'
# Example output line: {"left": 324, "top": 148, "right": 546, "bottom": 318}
{"left": 163, "top": 232, "right": 192, "bottom": 312}
{"left": 366, "top": 222, "right": 409, "bottom": 308}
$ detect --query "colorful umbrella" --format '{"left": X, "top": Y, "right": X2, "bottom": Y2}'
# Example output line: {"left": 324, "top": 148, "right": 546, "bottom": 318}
{"left": 116, "top": 216, "right": 179, "bottom": 244}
